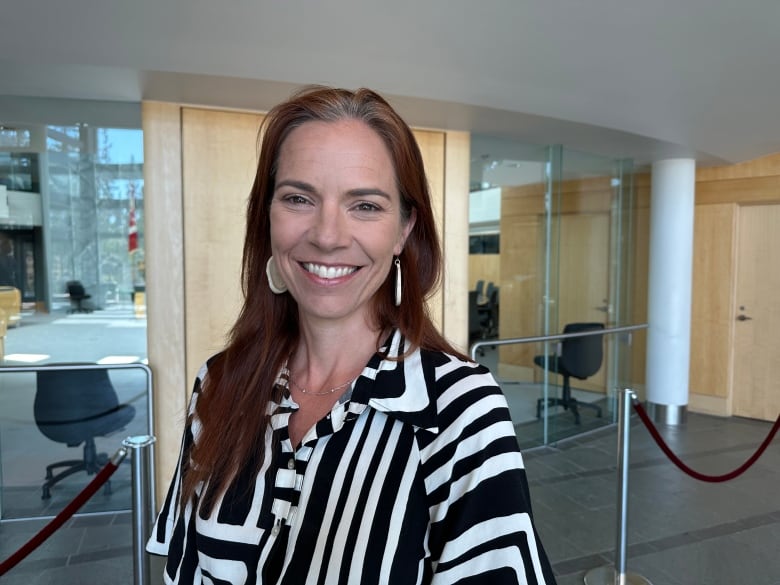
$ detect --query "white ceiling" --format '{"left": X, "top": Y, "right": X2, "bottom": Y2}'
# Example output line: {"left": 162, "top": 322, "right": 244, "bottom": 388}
{"left": 2, "top": 0, "right": 779, "bottom": 168}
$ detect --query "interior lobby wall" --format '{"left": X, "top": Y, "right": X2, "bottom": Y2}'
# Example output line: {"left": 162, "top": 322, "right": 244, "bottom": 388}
{"left": 633, "top": 153, "right": 780, "bottom": 419}
{"left": 689, "top": 154, "right": 780, "bottom": 420}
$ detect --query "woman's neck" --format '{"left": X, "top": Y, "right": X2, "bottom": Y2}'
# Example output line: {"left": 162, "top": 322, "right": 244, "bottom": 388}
{"left": 290, "top": 316, "right": 384, "bottom": 390}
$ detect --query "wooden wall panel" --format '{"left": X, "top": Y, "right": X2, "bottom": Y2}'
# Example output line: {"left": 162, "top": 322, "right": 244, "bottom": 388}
{"left": 630, "top": 198, "right": 650, "bottom": 393}
{"left": 690, "top": 159, "right": 780, "bottom": 415}
{"left": 559, "top": 178, "right": 613, "bottom": 214}
{"left": 497, "top": 209, "right": 540, "bottom": 378}
{"left": 689, "top": 203, "right": 736, "bottom": 399}
{"left": 696, "top": 175, "right": 780, "bottom": 206}
{"left": 414, "top": 130, "right": 446, "bottom": 335}
{"left": 142, "top": 101, "right": 187, "bottom": 504}
{"left": 497, "top": 183, "right": 554, "bottom": 376}
{"left": 181, "top": 108, "right": 264, "bottom": 385}
{"left": 468, "top": 255, "right": 500, "bottom": 291}
{"left": 441, "top": 131, "right": 470, "bottom": 351}
{"left": 696, "top": 153, "right": 780, "bottom": 181}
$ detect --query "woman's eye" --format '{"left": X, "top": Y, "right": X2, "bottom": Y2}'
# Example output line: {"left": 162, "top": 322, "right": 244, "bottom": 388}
{"left": 284, "top": 194, "right": 310, "bottom": 205}
{"left": 354, "top": 202, "right": 381, "bottom": 213}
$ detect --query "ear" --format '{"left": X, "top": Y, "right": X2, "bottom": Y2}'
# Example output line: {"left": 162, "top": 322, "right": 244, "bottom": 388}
{"left": 394, "top": 208, "right": 417, "bottom": 255}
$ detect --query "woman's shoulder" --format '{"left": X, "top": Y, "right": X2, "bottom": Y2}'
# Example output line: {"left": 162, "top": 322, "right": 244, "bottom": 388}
{"left": 419, "top": 347, "right": 497, "bottom": 392}
{"left": 417, "top": 348, "right": 507, "bottom": 417}
{"left": 185, "top": 351, "right": 226, "bottom": 408}
{"left": 412, "top": 348, "right": 517, "bottom": 452}
{"left": 196, "top": 351, "right": 228, "bottom": 385}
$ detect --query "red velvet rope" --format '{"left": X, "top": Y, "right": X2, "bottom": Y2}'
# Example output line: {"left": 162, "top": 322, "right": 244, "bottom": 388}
{"left": 0, "top": 455, "right": 123, "bottom": 577}
{"left": 632, "top": 400, "right": 780, "bottom": 483}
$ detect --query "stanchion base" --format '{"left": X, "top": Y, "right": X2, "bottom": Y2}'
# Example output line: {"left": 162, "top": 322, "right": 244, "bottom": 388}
{"left": 584, "top": 565, "right": 653, "bottom": 585}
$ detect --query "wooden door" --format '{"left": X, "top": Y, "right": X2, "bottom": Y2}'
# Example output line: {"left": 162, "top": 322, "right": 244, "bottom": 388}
{"left": 732, "top": 203, "right": 780, "bottom": 421}
{"left": 557, "top": 212, "right": 610, "bottom": 391}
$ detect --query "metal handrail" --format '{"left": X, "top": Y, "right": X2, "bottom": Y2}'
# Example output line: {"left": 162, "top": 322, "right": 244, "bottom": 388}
{"left": 470, "top": 323, "right": 648, "bottom": 361}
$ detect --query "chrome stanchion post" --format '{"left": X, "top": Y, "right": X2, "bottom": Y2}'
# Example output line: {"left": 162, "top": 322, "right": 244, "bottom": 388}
{"left": 123, "top": 435, "right": 156, "bottom": 585}
{"left": 584, "top": 389, "right": 652, "bottom": 585}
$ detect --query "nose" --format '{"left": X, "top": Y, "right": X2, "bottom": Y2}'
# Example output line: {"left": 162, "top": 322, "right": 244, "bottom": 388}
{"left": 308, "top": 201, "right": 350, "bottom": 250}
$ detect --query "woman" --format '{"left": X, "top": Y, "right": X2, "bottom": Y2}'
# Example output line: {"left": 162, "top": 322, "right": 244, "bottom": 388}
{"left": 148, "top": 86, "right": 557, "bottom": 584}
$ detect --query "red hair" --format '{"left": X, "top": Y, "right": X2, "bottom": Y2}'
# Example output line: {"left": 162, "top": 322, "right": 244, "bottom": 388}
{"left": 183, "top": 86, "right": 463, "bottom": 513}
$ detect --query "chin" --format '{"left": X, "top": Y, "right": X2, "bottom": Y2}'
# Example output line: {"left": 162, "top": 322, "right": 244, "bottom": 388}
{"left": 300, "top": 305, "right": 360, "bottom": 322}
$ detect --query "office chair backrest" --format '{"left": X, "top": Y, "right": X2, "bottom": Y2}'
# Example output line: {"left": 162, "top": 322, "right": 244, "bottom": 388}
{"left": 560, "top": 322, "right": 605, "bottom": 380}
{"left": 487, "top": 286, "right": 498, "bottom": 307}
{"left": 67, "top": 281, "right": 86, "bottom": 298}
{"left": 34, "top": 367, "right": 127, "bottom": 445}
{"left": 468, "top": 290, "right": 482, "bottom": 338}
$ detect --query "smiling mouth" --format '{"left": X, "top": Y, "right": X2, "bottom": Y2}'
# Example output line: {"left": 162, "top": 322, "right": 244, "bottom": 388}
{"left": 302, "top": 263, "right": 359, "bottom": 280}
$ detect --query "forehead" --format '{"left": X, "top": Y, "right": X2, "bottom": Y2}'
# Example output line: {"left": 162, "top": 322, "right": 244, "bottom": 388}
{"left": 277, "top": 119, "right": 394, "bottom": 171}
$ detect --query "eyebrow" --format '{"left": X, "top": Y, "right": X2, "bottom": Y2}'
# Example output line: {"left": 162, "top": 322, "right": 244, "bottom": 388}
{"left": 275, "top": 179, "right": 316, "bottom": 194}
{"left": 275, "top": 179, "right": 393, "bottom": 200}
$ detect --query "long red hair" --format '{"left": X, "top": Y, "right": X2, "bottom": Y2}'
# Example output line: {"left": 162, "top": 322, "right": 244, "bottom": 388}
{"left": 183, "top": 86, "right": 463, "bottom": 514}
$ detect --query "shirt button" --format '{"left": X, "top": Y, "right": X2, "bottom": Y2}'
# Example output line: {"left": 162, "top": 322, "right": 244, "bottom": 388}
{"left": 272, "top": 523, "right": 281, "bottom": 536}
{"left": 287, "top": 458, "right": 295, "bottom": 470}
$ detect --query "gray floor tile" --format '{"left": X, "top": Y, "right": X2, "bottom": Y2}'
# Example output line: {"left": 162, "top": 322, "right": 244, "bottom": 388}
{"left": 629, "top": 523, "right": 780, "bottom": 585}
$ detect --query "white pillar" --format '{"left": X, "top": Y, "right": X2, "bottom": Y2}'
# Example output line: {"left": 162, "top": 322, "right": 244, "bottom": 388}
{"left": 645, "top": 158, "right": 695, "bottom": 425}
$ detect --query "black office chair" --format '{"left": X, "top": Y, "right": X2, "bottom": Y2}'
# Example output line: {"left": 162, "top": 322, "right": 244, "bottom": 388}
{"left": 34, "top": 366, "right": 136, "bottom": 499}
{"left": 475, "top": 280, "right": 485, "bottom": 299}
{"left": 485, "top": 281, "right": 496, "bottom": 300}
{"left": 469, "top": 290, "right": 489, "bottom": 356}
{"left": 468, "top": 290, "right": 483, "bottom": 346}
{"left": 483, "top": 286, "right": 499, "bottom": 339}
{"left": 533, "top": 322, "right": 605, "bottom": 424}
{"left": 66, "top": 280, "right": 92, "bottom": 313}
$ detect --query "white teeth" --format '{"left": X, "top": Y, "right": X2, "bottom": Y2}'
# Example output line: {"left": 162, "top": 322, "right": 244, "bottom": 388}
{"left": 303, "top": 263, "right": 357, "bottom": 279}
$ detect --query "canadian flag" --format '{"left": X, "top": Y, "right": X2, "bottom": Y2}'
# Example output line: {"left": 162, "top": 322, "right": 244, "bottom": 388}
{"left": 128, "top": 183, "right": 138, "bottom": 253}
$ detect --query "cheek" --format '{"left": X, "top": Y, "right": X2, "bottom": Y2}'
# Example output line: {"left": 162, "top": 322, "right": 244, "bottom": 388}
{"left": 369, "top": 225, "right": 406, "bottom": 257}
{"left": 268, "top": 214, "right": 294, "bottom": 252}
{"left": 268, "top": 225, "right": 282, "bottom": 254}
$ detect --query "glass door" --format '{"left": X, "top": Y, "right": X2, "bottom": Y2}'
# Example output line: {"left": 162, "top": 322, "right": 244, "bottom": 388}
{"left": 538, "top": 149, "right": 636, "bottom": 443}
{"left": 469, "top": 137, "right": 637, "bottom": 447}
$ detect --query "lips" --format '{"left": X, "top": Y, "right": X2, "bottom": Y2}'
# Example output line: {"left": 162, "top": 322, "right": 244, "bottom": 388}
{"left": 302, "top": 262, "right": 358, "bottom": 280}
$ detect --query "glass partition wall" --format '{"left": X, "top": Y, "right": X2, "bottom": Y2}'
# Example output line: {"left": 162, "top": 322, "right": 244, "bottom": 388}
{"left": 469, "top": 138, "right": 637, "bottom": 447}
{"left": 0, "top": 99, "right": 147, "bottom": 520}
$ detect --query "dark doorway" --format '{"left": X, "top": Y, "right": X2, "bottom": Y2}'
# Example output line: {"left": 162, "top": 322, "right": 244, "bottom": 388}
{"left": 0, "top": 229, "right": 37, "bottom": 303}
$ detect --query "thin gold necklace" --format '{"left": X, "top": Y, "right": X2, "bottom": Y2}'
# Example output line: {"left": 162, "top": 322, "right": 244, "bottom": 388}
{"left": 289, "top": 376, "right": 355, "bottom": 397}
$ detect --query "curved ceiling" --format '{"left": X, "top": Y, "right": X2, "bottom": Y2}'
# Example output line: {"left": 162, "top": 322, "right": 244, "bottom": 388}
{"left": 1, "top": 0, "right": 779, "bottom": 166}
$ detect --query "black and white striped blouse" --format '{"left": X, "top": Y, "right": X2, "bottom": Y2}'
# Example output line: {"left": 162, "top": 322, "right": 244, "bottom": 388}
{"left": 147, "top": 330, "right": 557, "bottom": 584}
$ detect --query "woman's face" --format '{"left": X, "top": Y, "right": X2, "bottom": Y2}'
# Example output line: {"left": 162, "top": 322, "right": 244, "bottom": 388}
{"left": 269, "top": 119, "right": 415, "bottom": 329}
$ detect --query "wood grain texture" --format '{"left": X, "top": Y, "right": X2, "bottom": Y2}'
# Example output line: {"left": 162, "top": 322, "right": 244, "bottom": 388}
{"left": 696, "top": 175, "right": 780, "bottom": 206}
{"left": 689, "top": 203, "right": 736, "bottom": 400}
{"left": 732, "top": 203, "right": 780, "bottom": 421}
{"left": 141, "top": 101, "right": 187, "bottom": 504}
{"left": 468, "top": 255, "right": 500, "bottom": 292}
{"left": 414, "top": 129, "right": 446, "bottom": 334}
{"left": 442, "top": 131, "right": 470, "bottom": 352}
{"left": 630, "top": 200, "right": 650, "bottom": 391}
{"left": 181, "top": 108, "right": 264, "bottom": 384}
{"left": 696, "top": 152, "right": 780, "bottom": 182}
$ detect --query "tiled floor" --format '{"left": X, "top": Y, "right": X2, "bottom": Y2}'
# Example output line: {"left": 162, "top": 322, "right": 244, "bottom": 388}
{"left": 1, "top": 411, "right": 778, "bottom": 584}
{"left": 528, "top": 412, "right": 780, "bottom": 585}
